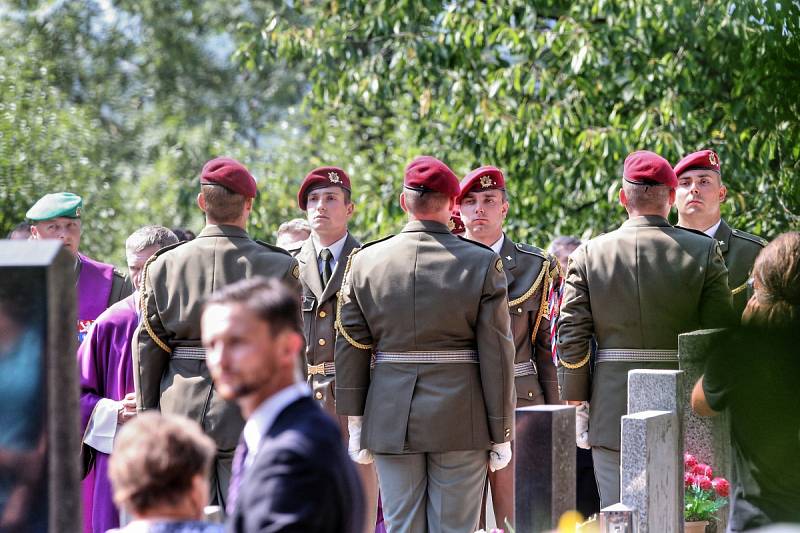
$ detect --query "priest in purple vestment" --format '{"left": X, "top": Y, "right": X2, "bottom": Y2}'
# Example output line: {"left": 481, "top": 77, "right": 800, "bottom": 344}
{"left": 78, "top": 226, "right": 178, "bottom": 533}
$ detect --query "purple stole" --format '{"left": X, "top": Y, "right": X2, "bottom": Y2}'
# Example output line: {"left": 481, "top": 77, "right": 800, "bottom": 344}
{"left": 76, "top": 254, "right": 115, "bottom": 342}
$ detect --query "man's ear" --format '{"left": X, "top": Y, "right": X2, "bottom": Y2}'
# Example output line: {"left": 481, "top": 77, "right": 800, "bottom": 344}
{"left": 29, "top": 225, "right": 40, "bottom": 239}
{"left": 399, "top": 192, "right": 408, "bottom": 213}
{"left": 718, "top": 184, "right": 727, "bottom": 204}
{"left": 668, "top": 188, "right": 676, "bottom": 206}
{"left": 619, "top": 187, "right": 628, "bottom": 207}
{"left": 197, "top": 192, "right": 206, "bottom": 212}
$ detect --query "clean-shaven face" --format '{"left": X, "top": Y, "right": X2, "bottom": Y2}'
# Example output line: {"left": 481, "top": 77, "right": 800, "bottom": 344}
{"left": 305, "top": 186, "right": 353, "bottom": 239}
{"left": 458, "top": 189, "right": 509, "bottom": 241}
{"left": 31, "top": 217, "right": 82, "bottom": 256}
{"left": 675, "top": 169, "right": 726, "bottom": 221}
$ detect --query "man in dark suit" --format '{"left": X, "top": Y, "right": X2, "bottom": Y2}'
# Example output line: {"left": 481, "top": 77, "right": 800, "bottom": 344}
{"left": 201, "top": 276, "right": 364, "bottom": 533}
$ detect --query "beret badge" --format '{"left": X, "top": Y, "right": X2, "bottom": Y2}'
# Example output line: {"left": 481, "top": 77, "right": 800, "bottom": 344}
{"left": 328, "top": 171, "right": 341, "bottom": 183}
{"left": 480, "top": 175, "right": 495, "bottom": 188}
{"left": 708, "top": 152, "right": 718, "bottom": 166}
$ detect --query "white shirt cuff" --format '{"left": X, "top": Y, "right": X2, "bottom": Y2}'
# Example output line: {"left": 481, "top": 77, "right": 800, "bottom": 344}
{"left": 83, "top": 398, "right": 120, "bottom": 454}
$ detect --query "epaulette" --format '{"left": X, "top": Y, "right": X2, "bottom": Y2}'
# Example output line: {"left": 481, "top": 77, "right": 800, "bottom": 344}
{"left": 139, "top": 240, "right": 186, "bottom": 355}
{"left": 731, "top": 228, "right": 767, "bottom": 247}
{"left": 674, "top": 225, "right": 713, "bottom": 238}
{"left": 457, "top": 235, "right": 493, "bottom": 251}
{"left": 357, "top": 234, "right": 395, "bottom": 250}
{"left": 514, "top": 242, "right": 548, "bottom": 260}
{"left": 256, "top": 240, "right": 292, "bottom": 256}
{"left": 113, "top": 268, "right": 126, "bottom": 280}
{"left": 151, "top": 240, "right": 186, "bottom": 257}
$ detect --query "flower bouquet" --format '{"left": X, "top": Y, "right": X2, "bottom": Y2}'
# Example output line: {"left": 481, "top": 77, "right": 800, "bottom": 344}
{"left": 684, "top": 453, "right": 729, "bottom": 531}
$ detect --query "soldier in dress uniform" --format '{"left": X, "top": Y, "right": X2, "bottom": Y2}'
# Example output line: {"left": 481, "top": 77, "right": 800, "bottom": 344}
{"left": 294, "top": 166, "right": 378, "bottom": 532}
{"left": 557, "top": 151, "right": 736, "bottom": 507}
{"left": 335, "top": 156, "right": 516, "bottom": 533}
{"left": 457, "top": 165, "right": 561, "bottom": 528}
{"left": 27, "top": 192, "right": 131, "bottom": 342}
{"left": 133, "top": 157, "right": 300, "bottom": 508}
{"left": 673, "top": 149, "right": 767, "bottom": 317}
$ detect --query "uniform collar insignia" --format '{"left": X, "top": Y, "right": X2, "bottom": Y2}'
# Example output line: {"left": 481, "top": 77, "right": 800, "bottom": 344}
{"left": 505, "top": 255, "right": 512, "bottom": 261}
{"left": 328, "top": 171, "right": 341, "bottom": 183}
{"left": 480, "top": 175, "right": 494, "bottom": 188}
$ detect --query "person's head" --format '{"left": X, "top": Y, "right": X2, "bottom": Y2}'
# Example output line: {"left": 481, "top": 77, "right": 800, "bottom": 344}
{"left": 276, "top": 218, "right": 311, "bottom": 250}
{"left": 26, "top": 192, "right": 83, "bottom": 256}
{"left": 197, "top": 157, "right": 256, "bottom": 228}
{"left": 548, "top": 236, "right": 582, "bottom": 272}
{"left": 400, "top": 156, "right": 460, "bottom": 224}
{"left": 7, "top": 222, "right": 31, "bottom": 240}
{"left": 743, "top": 232, "right": 800, "bottom": 328}
{"left": 109, "top": 413, "right": 215, "bottom": 521}
{"left": 297, "top": 167, "right": 354, "bottom": 245}
{"left": 673, "top": 150, "right": 726, "bottom": 231}
{"left": 618, "top": 151, "right": 677, "bottom": 219}
{"left": 125, "top": 226, "right": 179, "bottom": 291}
{"left": 456, "top": 166, "right": 509, "bottom": 246}
{"left": 202, "top": 277, "right": 303, "bottom": 417}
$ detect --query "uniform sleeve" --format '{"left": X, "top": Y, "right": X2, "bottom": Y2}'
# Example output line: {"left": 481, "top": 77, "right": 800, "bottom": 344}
{"left": 283, "top": 257, "right": 302, "bottom": 296}
{"left": 477, "top": 254, "right": 516, "bottom": 443}
{"left": 556, "top": 245, "right": 593, "bottom": 401}
{"left": 534, "top": 257, "right": 561, "bottom": 404}
{"left": 701, "top": 337, "right": 738, "bottom": 412}
{"left": 132, "top": 269, "right": 170, "bottom": 412}
{"left": 700, "top": 241, "right": 737, "bottom": 329}
{"left": 334, "top": 255, "right": 374, "bottom": 416}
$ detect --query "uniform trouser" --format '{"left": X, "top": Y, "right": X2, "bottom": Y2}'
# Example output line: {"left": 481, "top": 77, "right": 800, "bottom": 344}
{"left": 374, "top": 450, "right": 487, "bottom": 533}
{"left": 592, "top": 446, "right": 621, "bottom": 508}
{"left": 336, "top": 414, "right": 379, "bottom": 533}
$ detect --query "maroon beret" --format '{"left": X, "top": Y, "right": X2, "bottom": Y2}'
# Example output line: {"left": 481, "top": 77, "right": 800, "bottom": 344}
{"left": 200, "top": 157, "right": 257, "bottom": 198}
{"left": 297, "top": 166, "right": 351, "bottom": 210}
{"left": 457, "top": 166, "right": 506, "bottom": 204}
{"left": 673, "top": 149, "right": 721, "bottom": 178}
{"left": 623, "top": 151, "right": 677, "bottom": 188}
{"left": 404, "top": 156, "right": 460, "bottom": 198}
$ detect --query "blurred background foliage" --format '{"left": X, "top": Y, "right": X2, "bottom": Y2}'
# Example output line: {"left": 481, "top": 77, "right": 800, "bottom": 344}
{"left": 1, "top": 0, "right": 797, "bottom": 265}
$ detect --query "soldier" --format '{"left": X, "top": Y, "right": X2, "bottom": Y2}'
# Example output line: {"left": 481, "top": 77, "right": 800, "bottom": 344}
{"left": 27, "top": 192, "right": 131, "bottom": 342}
{"left": 457, "top": 165, "right": 561, "bottom": 528}
{"left": 674, "top": 149, "right": 767, "bottom": 316}
{"left": 558, "top": 151, "right": 735, "bottom": 507}
{"left": 275, "top": 217, "right": 311, "bottom": 256}
{"left": 335, "top": 156, "right": 516, "bottom": 533}
{"left": 133, "top": 157, "right": 300, "bottom": 509}
{"left": 294, "top": 166, "right": 378, "bottom": 532}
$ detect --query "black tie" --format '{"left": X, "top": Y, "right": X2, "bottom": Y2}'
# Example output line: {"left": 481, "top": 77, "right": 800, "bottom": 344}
{"left": 320, "top": 248, "right": 333, "bottom": 287}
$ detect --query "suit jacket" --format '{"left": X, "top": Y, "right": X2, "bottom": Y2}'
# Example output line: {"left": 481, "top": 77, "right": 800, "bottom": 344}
{"left": 557, "top": 215, "right": 735, "bottom": 450}
{"left": 712, "top": 219, "right": 766, "bottom": 317}
{"left": 499, "top": 235, "right": 561, "bottom": 406}
{"left": 296, "top": 234, "right": 361, "bottom": 415}
{"left": 133, "top": 224, "right": 300, "bottom": 452}
{"left": 227, "top": 396, "right": 364, "bottom": 533}
{"left": 335, "top": 219, "right": 516, "bottom": 453}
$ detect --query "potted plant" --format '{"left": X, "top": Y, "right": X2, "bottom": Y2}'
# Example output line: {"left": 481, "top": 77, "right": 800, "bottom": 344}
{"left": 684, "top": 453, "right": 730, "bottom": 532}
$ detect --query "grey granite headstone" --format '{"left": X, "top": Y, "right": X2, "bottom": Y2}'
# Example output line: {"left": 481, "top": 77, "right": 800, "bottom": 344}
{"left": 515, "top": 405, "right": 576, "bottom": 532}
{"left": 0, "top": 241, "right": 79, "bottom": 532}
{"left": 621, "top": 410, "right": 681, "bottom": 533}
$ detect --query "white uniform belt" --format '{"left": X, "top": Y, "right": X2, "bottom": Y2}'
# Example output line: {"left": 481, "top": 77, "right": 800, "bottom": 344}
{"left": 596, "top": 349, "right": 678, "bottom": 363}
{"left": 514, "top": 361, "right": 537, "bottom": 377}
{"left": 172, "top": 346, "right": 206, "bottom": 360}
{"left": 374, "top": 350, "right": 479, "bottom": 364}
{"left": 307, "top": 362, "right": 336, "bottom": 376}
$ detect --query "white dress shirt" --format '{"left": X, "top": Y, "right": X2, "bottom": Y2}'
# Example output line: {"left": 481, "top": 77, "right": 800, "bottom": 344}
{"left": 312, "top": 233, "right": 349, "bottom": 276}
{"left": 490, "top": 235, "right": 505, "bottom": 255}
{"left": 704, "top": 219, "right": 722, "bottom": 239}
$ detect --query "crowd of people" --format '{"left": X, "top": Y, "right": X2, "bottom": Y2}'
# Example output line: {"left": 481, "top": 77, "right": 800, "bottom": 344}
{"left": 4, "top": 147, "right": 798, "bottom": 532}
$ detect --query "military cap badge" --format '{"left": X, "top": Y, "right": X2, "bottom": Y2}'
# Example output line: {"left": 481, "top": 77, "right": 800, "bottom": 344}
{"left": 480, "top": 175, "right": 495, "bottom": 188}
{"left": 328, "top": 171, "right": 341, "bottom": 183}
{"left": 708, "top": 152, "right": 718, "bottom": 166}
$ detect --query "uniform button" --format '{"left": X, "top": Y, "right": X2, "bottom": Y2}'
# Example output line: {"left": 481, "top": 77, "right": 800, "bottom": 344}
{"left": 319, "top": 311, "right": 327, "bottom": 318}
{"left": 517, "top": 308, "right": 522, "bottom": 313}
{"left": 314, "top": 391, "right": 323, "bottom": 400}
{"left": 528, "top": 391, "right": 534, "bottom": 398}
{"left": 318, "top": 338, "right": 326, "bottom": 346}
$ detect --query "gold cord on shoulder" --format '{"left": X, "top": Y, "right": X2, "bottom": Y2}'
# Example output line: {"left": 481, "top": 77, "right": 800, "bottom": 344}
{"left": 139, "top": 254, "right": 172, "bottom": 354}
{"left": 731, "top": 281, "right": 748, "bottom": 296}
{"left": 334, "top": 248, "right": 373, "bottom": 351}
{"left": 559, "top": 348, "right": 591, "bottom": 369}
{"left": 509, "top": 262, "right": 547, "bottom": 308}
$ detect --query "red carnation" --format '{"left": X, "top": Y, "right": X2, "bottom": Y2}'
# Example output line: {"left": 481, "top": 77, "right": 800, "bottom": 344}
{"left": 712, "top": 477, "right": 730, "bottom": 498}
{"left": 684, "top": 453, "right": 698, "bottom": 469}
{"left": 693, "top": 463, "right": 713, "bottom": 478}
{"left": 696, "top": 476, "right": 713, "bottom": 491}
{"left": 684, "top": 472, "right": 696, "bottom": 488}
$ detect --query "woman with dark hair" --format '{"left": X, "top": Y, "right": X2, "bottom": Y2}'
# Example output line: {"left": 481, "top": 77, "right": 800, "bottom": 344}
{"left": 692, "top": 232, "right": 800, "bottom": 531}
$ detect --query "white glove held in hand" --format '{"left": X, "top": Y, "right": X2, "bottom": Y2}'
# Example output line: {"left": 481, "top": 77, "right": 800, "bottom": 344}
{"left": 347, "top": 416, "right": 374, "bottom": 465}
{"left": 489, "top": 441, "right": 512, "bottom": 472}
{"left": 575, "top": 401, "right": 590, "bottom": 450}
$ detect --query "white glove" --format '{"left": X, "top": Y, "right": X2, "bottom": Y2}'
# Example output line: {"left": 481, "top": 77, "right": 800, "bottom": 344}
{"left": 575, "top": 401, "right": 590, "bottom": 450}
{"left": 489, "top": 441, "right": 512, "bottom": 472}
{"left": 347, "top": 416, "right": 374, "bottom": 465}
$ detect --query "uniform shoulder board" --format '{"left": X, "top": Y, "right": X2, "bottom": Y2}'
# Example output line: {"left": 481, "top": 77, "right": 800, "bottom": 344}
{"left": 144, "top": 240, "right": 186, "bottom": 265}
{"left": 457, "top": 235, "right": 493, "bottom": 251}
{"left": 256, "top": 240, "right": 292, "bottom": 256}
{"left": 514, "top": 242, "right": 547, "bottom": 259}
{"left": 358, "top": 234, "right": 395, "bottom": 250}
{"left": 674, "top": 225, "right": 712, "bottom": 238}
{"left": 113, "top": 267, "right": 127, "bottom": 280}
{"left": 731, "top": 228, "right": 767, "bottom": 247}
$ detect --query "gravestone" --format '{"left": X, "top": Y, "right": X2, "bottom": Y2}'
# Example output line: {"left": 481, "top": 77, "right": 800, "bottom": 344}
{"left": 515, "top": 405, "right": 576, "bottom": 532}
{"left": 0, "top": 241, "right": 79, "bottom": 532}
{"left": 620, "top": 410, "right": 681, "bottom": 533}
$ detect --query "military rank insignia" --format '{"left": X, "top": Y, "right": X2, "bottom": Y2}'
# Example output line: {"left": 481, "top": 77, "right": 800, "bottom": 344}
{"left": 495, "top": 258, "right": 504, "bottom": 273}
{"left": 292, "top": 264, "right": 300, "bottom": 279}
{"left": 328, "top": 171, "right": 341, "bottom": 183}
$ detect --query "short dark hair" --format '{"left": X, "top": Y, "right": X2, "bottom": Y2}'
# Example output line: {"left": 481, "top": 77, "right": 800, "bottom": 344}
{"left": 204, "top": 276, "right": 302, "bottom": 335}
{"left": 622, "top": 180, "right": 671, "bottom": 211}
{"left": 403, "top": 189, "right": 450, "bottom": 215}
{"left": 109, "top": 413, "right": 215, "bottom": 515}
{"left": 201, "top": 184, "right": 246, "bottom": 223}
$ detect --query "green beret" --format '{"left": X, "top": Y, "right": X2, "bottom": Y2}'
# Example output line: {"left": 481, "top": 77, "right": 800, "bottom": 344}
{"left": 26, "top": 192, "right": 83, "bottom": 221}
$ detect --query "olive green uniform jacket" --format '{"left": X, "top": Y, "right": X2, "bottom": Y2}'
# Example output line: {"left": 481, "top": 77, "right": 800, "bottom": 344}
{"left": 499, "top": 236, "right": 561, "bottom": 406}
{"left": 133, "top": 224, "right": 299, "bottom": 491}
{"left": 335, "top": 220, "right": 516, "bottom": 453}
{"left": 712, "top": 219, "right": 767, "bottom": 317}
{"left": 557, "top": 215, "right": 735, "bottom": 450}
{"left": 296, "top": 233, "right": 361, "bottom": 414}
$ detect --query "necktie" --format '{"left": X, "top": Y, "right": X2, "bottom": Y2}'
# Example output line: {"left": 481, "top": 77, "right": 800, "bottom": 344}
{"left": 320, "top": 248, "right": 333, "bottom": 287}
{"left": 227, "top": 437, "right": 249, "bottom": 515}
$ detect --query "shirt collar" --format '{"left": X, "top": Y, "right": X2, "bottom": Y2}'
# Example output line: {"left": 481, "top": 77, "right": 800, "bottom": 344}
{"left": 489, "top": 235, "right": 505, "bottom": 255}
{"left": 703, "top": 219, "right": 722, "bottom": 238}
{"left": 242, "top": 382, "right": 310, "bottom": 460}
{"left": 311, "top": 232, "right": 349, "bottom": 263}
